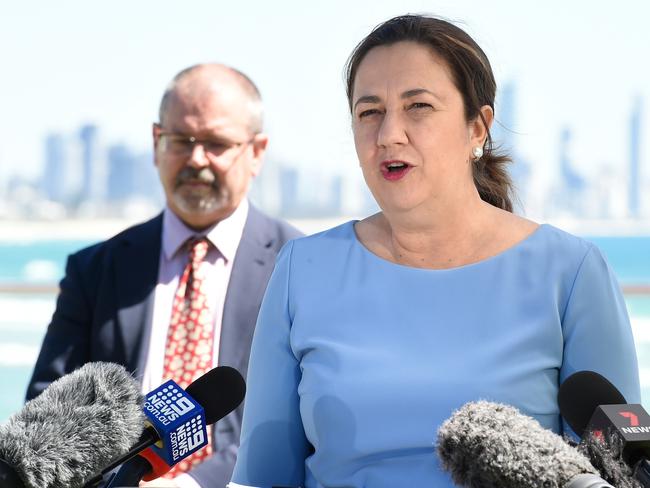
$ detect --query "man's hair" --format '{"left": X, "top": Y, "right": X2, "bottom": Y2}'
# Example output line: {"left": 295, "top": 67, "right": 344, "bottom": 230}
{"left": 158, "top": 63, "right": 264, "bottom": 134}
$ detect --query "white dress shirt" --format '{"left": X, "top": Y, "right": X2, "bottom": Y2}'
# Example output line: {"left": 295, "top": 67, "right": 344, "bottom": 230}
{"left": 139, "top": 200, "right": 249, "bottom": 488}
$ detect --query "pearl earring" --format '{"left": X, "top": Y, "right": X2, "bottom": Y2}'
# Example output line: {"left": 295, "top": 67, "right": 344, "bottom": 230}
{"left": 472, "top": 147, "right": 483, "bottom": 160}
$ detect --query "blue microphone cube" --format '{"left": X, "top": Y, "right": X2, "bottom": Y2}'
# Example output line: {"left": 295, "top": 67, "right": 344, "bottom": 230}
{"left": 143, "top": 379, "right": 208, "bottom": 466}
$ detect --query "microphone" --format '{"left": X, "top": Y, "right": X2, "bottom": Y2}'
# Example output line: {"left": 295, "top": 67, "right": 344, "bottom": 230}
{"left": 100, "top": 366, "right": 246, "bottom": 487}
{"left": 559, "top": 370, "right": 650, "bottom": 487}
{"left": 436, "top": 400, "right": 614, "bottom": 487}
{"left": 0, "top": 459, "right": 26, "bottom": 487}
{"left": 558, "top": 370, "right": 627, "bottom": 438}
{"left": 578, "top": 430, "right": 643, "bottom": 488}
{"left": 0, "top": 362, "right": 145, "bottom": 488}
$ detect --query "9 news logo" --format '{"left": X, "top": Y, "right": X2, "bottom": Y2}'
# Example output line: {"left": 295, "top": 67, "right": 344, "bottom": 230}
{"left": 170, "top": 413, "right": 206, "bottom": 461}
{"left": 142, "top": 380, "right": 208, "bottom": 465}
{"left": 146, "top": 385, "right": 196, "bottom": 425}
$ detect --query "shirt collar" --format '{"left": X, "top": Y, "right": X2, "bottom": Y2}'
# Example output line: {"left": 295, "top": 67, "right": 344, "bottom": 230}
{"left": 162, "top": 199, "right": 249, "bottom": 262}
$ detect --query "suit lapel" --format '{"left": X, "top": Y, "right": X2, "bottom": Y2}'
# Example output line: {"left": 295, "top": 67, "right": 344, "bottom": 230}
{"left": 219, "top": 206, "right": 277, "bottom": 376}
{"left": 113, "top": 214, "right": 162, "bottom": 376}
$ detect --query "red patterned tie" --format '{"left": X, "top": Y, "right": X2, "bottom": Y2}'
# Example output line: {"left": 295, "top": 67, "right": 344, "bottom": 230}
{"left": 162, "top": 237, "right": 214, "bottom": 476}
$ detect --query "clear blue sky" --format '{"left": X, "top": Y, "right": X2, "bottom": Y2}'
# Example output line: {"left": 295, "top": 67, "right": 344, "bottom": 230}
{"left": 0, "top": 0, "right": 648, "bottom": 210}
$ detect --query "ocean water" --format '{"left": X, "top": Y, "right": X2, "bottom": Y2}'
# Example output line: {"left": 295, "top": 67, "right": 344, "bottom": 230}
{"left": 1, "top": 235, "right": 649, "bottom": 422}
{"left": 0, "top": 239, "right": 98, "bottom": 283}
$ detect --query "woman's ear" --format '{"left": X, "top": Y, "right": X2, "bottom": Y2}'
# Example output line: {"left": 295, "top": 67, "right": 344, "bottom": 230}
{"left": 469, "top": 105, "right": 494, "bottom": 148}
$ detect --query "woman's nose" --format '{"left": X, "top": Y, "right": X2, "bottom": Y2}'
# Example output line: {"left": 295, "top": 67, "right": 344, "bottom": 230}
{"left": 376, "top": 112, "right": 408, "bottom": 148}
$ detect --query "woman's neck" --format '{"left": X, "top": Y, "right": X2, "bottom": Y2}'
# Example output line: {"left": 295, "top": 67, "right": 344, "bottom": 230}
{"left": 361, "top": 190, "right": 514, "bottom": 269}
{"left": 388, "top": 207, "right": 492, "bottom": 266}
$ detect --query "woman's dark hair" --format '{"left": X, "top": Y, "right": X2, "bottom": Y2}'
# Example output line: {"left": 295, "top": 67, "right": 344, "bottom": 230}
{"left": 345, "top": 14, "right": 514, "bottom": 212}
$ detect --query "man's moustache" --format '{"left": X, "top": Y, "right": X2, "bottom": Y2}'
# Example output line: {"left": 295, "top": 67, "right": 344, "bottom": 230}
{"left": 175, "top": 168, "right": 217, "bottom": 186}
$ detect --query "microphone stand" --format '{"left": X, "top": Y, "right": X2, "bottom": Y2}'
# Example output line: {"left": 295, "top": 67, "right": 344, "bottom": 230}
{"left": 634, "top": 458, "right": 650, "bottom": 487}
{"left": 103, "top": 456, "right": 153, "bottom": 488}
{"left": 82, "top": 428, "right": 158, "bottom": 488}
{"left": 0, "top": 458, "right": 25, "bottom": 488}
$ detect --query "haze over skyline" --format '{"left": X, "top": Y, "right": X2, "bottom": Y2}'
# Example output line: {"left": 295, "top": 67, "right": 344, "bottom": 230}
{"left": 1, "top": 0, "right": 648, "bottom": 217}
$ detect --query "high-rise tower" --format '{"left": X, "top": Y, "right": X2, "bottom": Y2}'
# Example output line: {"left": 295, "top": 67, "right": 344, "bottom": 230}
{"left": 628, "top": 97, "right": 642, "bottom": 218}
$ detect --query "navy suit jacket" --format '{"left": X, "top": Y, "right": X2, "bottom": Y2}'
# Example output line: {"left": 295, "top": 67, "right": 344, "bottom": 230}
{"left": 26, "top": 204, "right": 302, "bottom": 487}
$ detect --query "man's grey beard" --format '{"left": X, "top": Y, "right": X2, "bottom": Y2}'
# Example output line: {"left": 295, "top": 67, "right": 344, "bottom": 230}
{"left": 172, "top": 167, "right": 227, "bottom": 214}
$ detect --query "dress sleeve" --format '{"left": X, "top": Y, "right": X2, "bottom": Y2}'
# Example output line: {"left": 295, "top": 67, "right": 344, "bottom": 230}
{"left": 560, "top": 244, "right": 641, "bottom": 409}
{"left": 231, "top": 241, "right": 310, "bottom": 488}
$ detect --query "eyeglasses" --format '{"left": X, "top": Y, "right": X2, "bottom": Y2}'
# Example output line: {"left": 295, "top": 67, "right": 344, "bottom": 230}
{"left": 157, "top": 129, "right": 255, "bottom": 160}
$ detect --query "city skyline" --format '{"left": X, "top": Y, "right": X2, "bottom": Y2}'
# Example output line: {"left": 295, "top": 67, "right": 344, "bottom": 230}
{"left": 1, "top": 89, "right": 644, "bottom": 221}
{"left": 0, "top": 0, "right": 648, "bottom": 220}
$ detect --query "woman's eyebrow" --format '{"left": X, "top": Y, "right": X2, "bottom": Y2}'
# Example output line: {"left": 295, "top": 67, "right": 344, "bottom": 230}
{"left": 401, "top": 88, "right": 442, "bottom": 102}
{"left": 354, "top": 88, "right": 443, "bottom": 110}
{"left": 353, "top": 95, "right": 381, "bottom": 110}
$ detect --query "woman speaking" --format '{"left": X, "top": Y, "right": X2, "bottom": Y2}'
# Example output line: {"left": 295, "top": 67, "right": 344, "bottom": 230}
{"left": 230, "top": 14, "right": 640, "bottom": 487}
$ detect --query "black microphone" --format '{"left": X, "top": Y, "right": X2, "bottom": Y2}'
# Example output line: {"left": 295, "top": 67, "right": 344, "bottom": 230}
{"left": 559, "top": 370, "right": 649, "bottom": 487}
{"left": 436, "top": 400, "right": 614, "bottom": 487}
{"left": 0, "top": 362, "right": 145, "bottom": 488}
{"left": 578, "top": 430, "right": 643, "bottom": 488}
{"left": 558, "top": 370, "right": 627, "bottom": 438}
{"left": 0, "top": 458, "right": 26, "bottom": 487}
{"left": 99, "top": 366, "right": 246, "bottom": 487}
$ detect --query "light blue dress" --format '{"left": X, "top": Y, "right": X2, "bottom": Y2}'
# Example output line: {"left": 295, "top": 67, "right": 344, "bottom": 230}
{"left": 231, "top": 222, "right": 640, "bottom": 488}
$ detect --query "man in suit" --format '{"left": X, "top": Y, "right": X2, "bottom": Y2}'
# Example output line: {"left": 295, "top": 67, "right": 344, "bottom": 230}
{"left": 26, "top": 63, "right": 302, "bottom": 488}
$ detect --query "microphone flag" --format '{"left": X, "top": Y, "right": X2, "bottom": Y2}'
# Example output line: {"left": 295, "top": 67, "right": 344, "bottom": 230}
{"left": 143, "top": 379, "right": 208, "bottom": 469}
{"left": 588, "top": 404, "right": 650, "bottom": 445}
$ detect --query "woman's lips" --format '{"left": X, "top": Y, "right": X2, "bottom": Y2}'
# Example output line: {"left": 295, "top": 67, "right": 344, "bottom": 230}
{"left": 380, "top": 160, "right": 412, "bottom": 181}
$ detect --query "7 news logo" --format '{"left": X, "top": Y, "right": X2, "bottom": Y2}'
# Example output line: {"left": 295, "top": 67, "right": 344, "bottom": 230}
{"left": 618, "top": 410, "right": 650, "bottom": 434}
{"left": 619, "top": 411, "right": 639, "bottom": 427}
